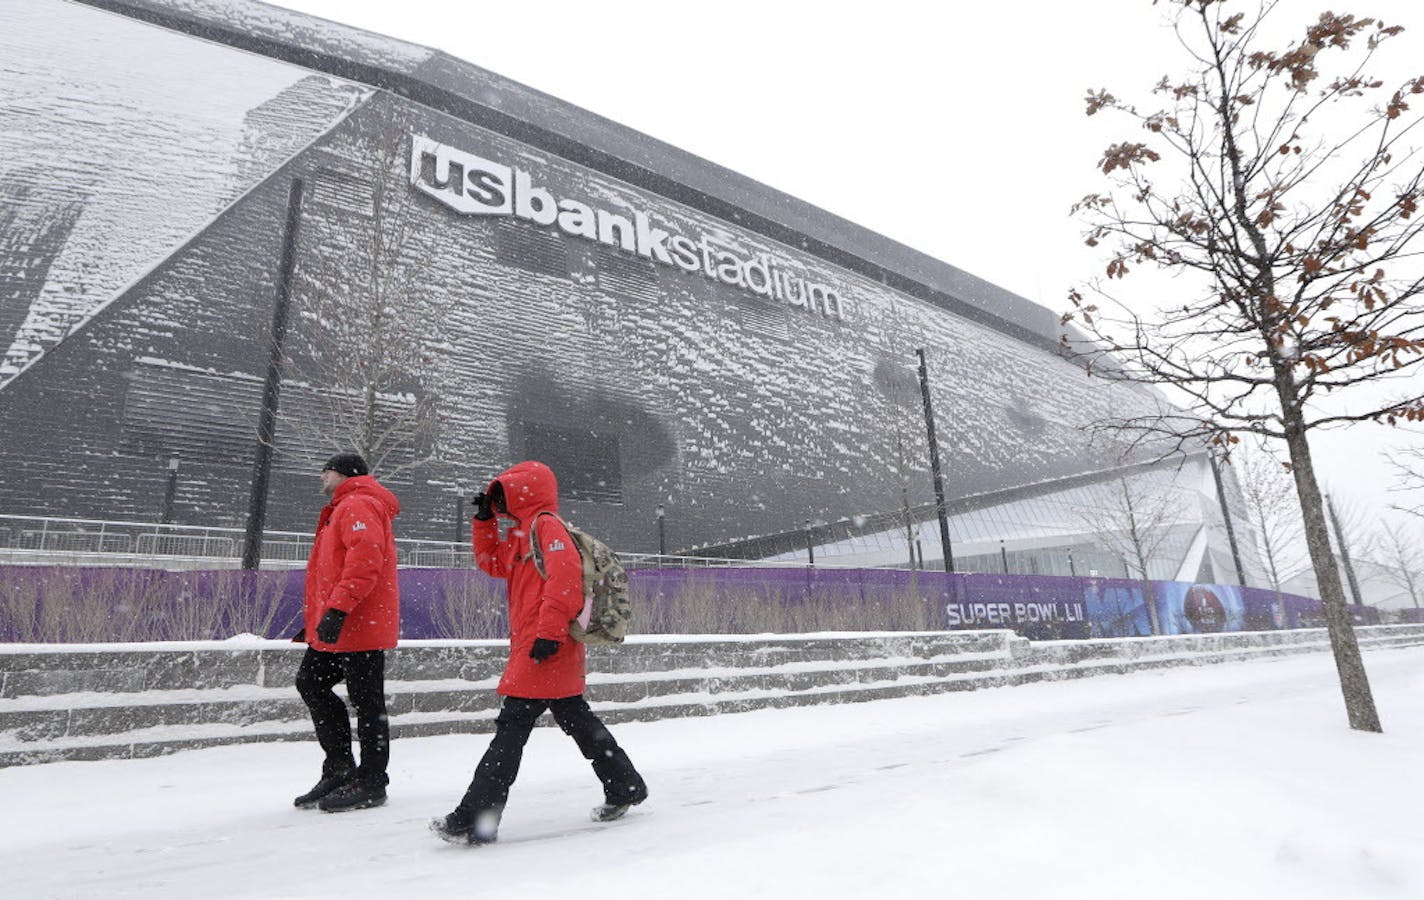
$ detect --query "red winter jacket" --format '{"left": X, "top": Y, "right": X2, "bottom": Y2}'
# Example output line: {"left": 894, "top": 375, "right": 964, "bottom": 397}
{"left": 473, "top": 460, "right": 587, "bottom": 699}
{"left": 303, "top": 475, "right": 401, "bottom": 652}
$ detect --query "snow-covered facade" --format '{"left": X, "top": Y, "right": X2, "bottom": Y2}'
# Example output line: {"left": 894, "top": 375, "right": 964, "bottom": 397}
{"left": 0, "top": 0, "right": 1250, "bottom": 574}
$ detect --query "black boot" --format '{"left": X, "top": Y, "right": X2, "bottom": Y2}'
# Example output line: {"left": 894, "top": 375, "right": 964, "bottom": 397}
{"left": 591, "top": 779, "right": 648, "bottom": 822}
{"left": 293, "top": 768, "right": 354, "bottom": 809}
{"left": 429, "top": 806, "right": 501, "bottom": 845}
{"left": 429, "top": 813, "right": 470, "bottom": 845}
{"left": 318, "top": 778, "right": 387, "bottom": 813}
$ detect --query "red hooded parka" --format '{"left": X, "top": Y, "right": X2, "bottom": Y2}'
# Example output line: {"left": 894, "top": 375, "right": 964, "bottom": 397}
{"left": 303, "top": 474, "right": 401, "bottom": 652}
{"left": 473, "top": 460, "right": 587, "bottom": 699}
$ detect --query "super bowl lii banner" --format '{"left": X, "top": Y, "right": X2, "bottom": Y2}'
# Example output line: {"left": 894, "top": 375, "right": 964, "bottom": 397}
{"left": 0, "top": 566, "right": 1379, "bottom": 643}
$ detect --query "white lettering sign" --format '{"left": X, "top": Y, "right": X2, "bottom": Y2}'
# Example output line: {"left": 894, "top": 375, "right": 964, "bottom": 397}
{"left": 409, "top": 134, "right": 849, "bottom": 321}
{"left": 944, "top": 602, "right": 1086, "bottom": 627}
{"left": 409, "top": 134, "right": 513, "bottom": 216}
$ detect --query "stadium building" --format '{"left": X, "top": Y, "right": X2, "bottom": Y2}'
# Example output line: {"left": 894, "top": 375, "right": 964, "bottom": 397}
{"left": 0, "top": 0, "right": 1260, "bottom": 582}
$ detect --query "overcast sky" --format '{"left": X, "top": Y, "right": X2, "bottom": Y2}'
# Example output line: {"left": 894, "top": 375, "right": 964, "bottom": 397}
{"left": 266, "top": 0, "right": 1424, "bottom": 528}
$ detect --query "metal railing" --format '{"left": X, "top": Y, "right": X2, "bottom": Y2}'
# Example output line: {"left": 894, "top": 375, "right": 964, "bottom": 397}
{"left": 0, "top": 514, "right": 836, "bottom": 570}
{"left": 0, "top": 514, "right": 472, "bottom": 569}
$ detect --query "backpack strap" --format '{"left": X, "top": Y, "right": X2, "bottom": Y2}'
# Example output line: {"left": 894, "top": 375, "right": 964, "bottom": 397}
{"left": 525, "top": 511, "right": 563, "bottom": 580}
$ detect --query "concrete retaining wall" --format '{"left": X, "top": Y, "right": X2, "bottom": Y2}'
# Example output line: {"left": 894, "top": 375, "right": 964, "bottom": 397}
{"left": 3, "top": 625, "right": 1423, "bottom": 768}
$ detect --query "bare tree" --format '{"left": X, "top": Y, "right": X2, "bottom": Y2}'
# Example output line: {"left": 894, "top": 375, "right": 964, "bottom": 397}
{"left": 1274, "top": 490, "right": 1377, "bottom": 602}
{"left": 1078, "top": 470, "right": 1188, "bottom": 635}
{"left": 1385, "top": 445, "right": 1424, "bottom": 518}
{"left": 891, "top": 430, "right": 920, "bottom": 569}
{"left": 1232, "top": 440, "right": 1307, "bottom": 596}
{"left": 1064, "top": 1, "right": 1424, "bottom": 731}
{"left": 1370, "top": 520, "right": 1424, "bottom": 609}
{"left": 875, "top": 360, "right": 930, "bottom": 572}
{"left": 284, "top": 100, "right": 448, "bottom": 476}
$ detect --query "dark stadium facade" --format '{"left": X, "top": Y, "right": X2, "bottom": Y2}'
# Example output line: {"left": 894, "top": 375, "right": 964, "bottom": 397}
{"left": 0, "top": 0, "right": 1222, "bottom": 568}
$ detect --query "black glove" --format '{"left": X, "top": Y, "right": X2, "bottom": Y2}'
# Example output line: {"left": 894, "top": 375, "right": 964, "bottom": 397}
{"left": 529, "top": 637, "right": 560, "bottom": 662}
{"left": 472, "top": 491, "right": 495, "bottom": 521}
{"left": 316, "top": 609, "right": 348, "bottom": 644}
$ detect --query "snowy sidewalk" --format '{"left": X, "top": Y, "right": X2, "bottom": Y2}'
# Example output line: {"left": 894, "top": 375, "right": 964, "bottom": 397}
{"left": 3, "top": 648, "right": 1422, "bottom": 899}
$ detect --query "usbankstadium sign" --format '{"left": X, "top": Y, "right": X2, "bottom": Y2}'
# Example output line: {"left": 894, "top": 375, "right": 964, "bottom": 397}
{"left": 409, "top": 134, "right": 848, "bottom": 321}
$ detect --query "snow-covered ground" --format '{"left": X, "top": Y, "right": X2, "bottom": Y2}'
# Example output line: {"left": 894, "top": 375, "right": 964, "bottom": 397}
{"left": 4, "top": 648, "right": 1422, "bottom": 899}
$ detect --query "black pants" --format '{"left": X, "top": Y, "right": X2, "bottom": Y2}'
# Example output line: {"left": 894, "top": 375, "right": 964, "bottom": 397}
{"left": 294, "top": 648, "right": 390, "bottom": 787}
{"left": 455, "top": 695, "right": 644, "bottom": 819}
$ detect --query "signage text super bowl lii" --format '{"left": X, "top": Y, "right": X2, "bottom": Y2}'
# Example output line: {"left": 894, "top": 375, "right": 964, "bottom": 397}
{"left": 409, "top": 134, "right": 848, "bottom": 321}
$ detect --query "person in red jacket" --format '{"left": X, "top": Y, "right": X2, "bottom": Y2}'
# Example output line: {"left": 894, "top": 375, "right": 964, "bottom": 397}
{"left": 431, "top": 460, "right": 647, "bottom": 845}
{"left": 291, "top": 453, "right": 401, "bottom": 813}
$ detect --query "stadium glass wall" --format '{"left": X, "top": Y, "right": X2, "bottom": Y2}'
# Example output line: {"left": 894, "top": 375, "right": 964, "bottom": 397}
{"left": 0, "top": 0, "right": 1245, "bottom": 578}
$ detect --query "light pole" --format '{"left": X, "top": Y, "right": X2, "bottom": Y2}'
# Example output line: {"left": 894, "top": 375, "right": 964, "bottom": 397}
{"left": 656, "top": 503, "right": 666, "bottom": 558}
{"left": 1207, "top": 450, "right": 1248, "bottom": 586}
{"left": 160, "top": 455, "right": 180, "bottom": 525}
{"left": 242, "top": 177, "right": 304, "bottom": 570}
{"left": 805, "top": 519, "right": 815, "bottom": 567}
{"left": 1067, "top": 549, "right": 1076, "bottom": 577}
{"left": 1326, "top": 494, "right": 1366, "bottom": 607}
{"left": 1000, "top": 539, "right": 1009, "bottom": 574}
{"left": 916, "top": 348, "right": 954, "bottom": 572}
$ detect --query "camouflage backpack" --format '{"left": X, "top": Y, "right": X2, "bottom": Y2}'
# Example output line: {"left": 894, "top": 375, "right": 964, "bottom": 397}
{"left": 529, "top": 512, "right": 631, "bottom": 645}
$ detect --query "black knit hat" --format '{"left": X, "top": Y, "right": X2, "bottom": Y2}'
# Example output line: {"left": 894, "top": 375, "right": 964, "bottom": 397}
{"left": 322, "top": 453, "right": 369, "bottom": 478}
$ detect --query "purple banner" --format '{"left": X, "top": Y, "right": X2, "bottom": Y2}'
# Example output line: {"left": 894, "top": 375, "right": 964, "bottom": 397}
{"left": 0, "top": 564, "right": 1382, "bottom": 643}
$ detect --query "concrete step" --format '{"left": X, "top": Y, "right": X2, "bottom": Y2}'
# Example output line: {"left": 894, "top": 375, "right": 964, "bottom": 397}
{"left": 0, "top": 643, "right": 1020, "bottom": 765}
{"left": 2, "top": 625, "right": 1422, "bottom": 767}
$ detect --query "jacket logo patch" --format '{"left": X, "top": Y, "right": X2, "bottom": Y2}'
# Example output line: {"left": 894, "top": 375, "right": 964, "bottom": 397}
{"left": 547, "top": 539, "right": 566, "bottom": 552}
{"left": 352, "top": 521, "right": 367, "bottom": 532}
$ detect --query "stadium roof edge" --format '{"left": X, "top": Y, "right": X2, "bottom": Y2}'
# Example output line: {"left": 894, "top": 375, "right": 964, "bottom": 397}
{"left": 76, "top": 0, "right": 1092, "bottom": 358}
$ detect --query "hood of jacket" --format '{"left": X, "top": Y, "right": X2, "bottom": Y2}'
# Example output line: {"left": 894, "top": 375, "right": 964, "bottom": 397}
{"left": 330, "top": 474, "right": 401, "bottom": 518}
{"left": 489, "top": 460, "right": 558, "bottom": 523}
